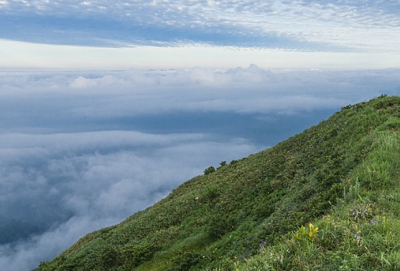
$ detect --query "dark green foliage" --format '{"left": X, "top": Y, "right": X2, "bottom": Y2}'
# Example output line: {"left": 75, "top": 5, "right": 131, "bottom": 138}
{"left": 204, "top": 166, "right": 216, "bottom": 175}
{"left": 121, "top": 242, "right": 156, "bottom": 268}
{"left": 99, "top": 245, "right": 120, "bottom": 269}
{"left": 166, "top": 252, "right": 202, "bottom": 271}
{"left": 206, "top": 211, "right": 229, "bottom": 239}
{"left": 218, "top": 161, "right": 227, "bottom": 168}
{"left": 37, "top": 96, "right": 400, "bottom": 271}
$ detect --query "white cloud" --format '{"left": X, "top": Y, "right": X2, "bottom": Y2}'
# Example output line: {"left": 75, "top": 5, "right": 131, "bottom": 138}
{"left": 0, "top": 215, "right": 116, "bottom": 271}
{"left": 0, "top": 130, "right": 258, "bottom": 271}
{"left": 69, "top": 76, "right": 98, "bottom": 88}
{"left": 2, "top": 39, "right": 400, "bottom": 70}
{"left": 1, "top": 0, "right": 400, "bottom": 56}
{"left": 0, "top": 0, "right": 8, "bottom": 7}
{"left": 1, "top": 67, "right": 399, "bottom": 125}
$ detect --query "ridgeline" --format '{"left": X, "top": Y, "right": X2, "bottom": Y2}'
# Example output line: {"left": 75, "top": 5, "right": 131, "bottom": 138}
{"left": 38, "top": 95, "right": 400, "bottom": 270}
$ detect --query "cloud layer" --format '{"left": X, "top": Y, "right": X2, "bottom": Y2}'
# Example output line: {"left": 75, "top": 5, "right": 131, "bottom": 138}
{"left": 3, "top": 65, "right": 398, "bottom": 125}
{"left": 0, "top": 130, "right": 258, "bottom": 271}
{"left": 0, "top": 66, "right": 400, "bottom": 270}
{"left": 1, "top": 0, "right": 400, "bottom": 52}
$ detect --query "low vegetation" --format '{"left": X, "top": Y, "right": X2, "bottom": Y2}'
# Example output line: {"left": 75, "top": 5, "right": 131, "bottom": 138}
{"left": 38, "top": 95, "right": 400, "bottom": 270}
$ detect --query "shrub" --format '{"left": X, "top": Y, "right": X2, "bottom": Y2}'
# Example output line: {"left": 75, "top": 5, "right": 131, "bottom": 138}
{"left": 204, "top": 166, "right": 216, "bottom": 175}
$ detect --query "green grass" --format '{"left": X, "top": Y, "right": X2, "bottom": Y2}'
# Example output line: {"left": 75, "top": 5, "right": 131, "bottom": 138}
{"left": 37, "top": 95, "right": 400, "bottom": 271}
{"left": 237, "top": 127, "right": 400, "bottom": 271}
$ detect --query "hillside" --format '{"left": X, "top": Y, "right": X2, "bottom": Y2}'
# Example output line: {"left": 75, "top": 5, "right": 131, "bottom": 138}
{"left": 37, "top": 95, "right": 400, "bottom": 271}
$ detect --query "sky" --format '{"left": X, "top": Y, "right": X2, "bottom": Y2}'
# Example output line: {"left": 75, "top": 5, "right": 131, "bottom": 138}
{"left": 1, "top": 1, "right": 400, "bottom": 271}
{"left": 1, "top": 0, "right": 400, "bottom": 69}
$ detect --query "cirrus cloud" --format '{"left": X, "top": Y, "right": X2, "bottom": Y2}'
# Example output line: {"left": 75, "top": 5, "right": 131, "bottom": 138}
{"left": 0, "top": 0, "right": 399, "bottom": 53}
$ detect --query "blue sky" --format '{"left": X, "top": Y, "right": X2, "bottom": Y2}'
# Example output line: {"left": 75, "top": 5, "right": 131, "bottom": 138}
{"left": 1, "top": 1, "right": 400, "bottom": 270}
{"left": 1, "top": 0, "right": 400, "bottom": 69}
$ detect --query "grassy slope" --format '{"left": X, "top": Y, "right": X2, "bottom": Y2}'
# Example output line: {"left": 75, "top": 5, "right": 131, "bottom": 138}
{"left": 38, "top": 95, "right": 400, "bottom": 271}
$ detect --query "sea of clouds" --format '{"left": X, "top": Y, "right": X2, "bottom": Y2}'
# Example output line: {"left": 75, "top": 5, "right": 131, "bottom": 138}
{"left": 0, "top": 65, "right": 399, "bottom": 270}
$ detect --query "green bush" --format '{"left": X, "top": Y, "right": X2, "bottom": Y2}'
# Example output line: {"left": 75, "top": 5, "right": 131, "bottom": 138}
{"left": 204, "top": 166, "right": 216, "bottom": 175}
{"left": 122, "top": 242, "right": 156, "bottom": 268}
{"left": 167, "top": 252, "right": 202, "bottom": 271}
